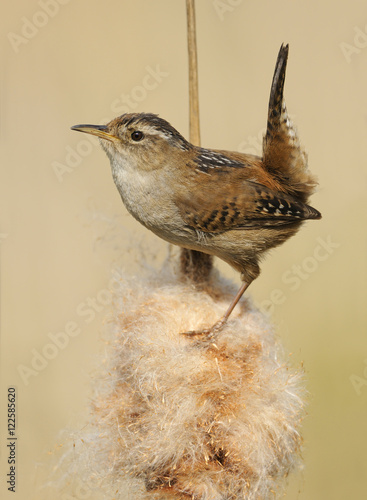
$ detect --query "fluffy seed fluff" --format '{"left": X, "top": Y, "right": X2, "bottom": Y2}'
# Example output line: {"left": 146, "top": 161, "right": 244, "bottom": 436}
{"left": 49, "top": 261, "right": 305, "bottom": 500}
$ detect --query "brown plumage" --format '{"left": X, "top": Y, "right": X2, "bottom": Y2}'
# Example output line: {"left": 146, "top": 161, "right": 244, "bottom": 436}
{"left": 71, "top": 44, "right": 321, "bottom": 334}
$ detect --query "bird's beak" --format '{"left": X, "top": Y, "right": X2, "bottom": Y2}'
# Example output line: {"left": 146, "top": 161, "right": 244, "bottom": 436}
{"left": 71, "top": 124, "right": 117, "bottom": 142}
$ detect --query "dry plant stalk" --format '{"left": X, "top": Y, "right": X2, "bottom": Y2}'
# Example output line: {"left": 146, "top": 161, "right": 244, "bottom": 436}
{"left": 180, "top": 0, "right": 213, "bottom": 282}
{"left": 186, "top": 0, "right": 201, "bottom": 147}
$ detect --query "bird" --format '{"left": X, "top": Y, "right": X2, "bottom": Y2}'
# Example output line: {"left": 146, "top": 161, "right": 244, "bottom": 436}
{"left": 71, "top": 44, "right": 321, "bottom": 336}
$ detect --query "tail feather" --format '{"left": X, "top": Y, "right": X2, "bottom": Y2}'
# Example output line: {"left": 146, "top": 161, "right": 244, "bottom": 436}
{"left": 263, "top": 44, "right": 317, "bottom": 203}
{"left": 304, "top": 204, "right": 322, "bottom": 220}
{"left": 265, "top": 43, "right": 289, "bottom": 144}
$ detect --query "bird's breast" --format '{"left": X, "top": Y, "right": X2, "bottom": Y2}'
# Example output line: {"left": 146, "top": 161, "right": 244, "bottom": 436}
{"left": 110, "top": 157, "right": 188, "bottom": 239}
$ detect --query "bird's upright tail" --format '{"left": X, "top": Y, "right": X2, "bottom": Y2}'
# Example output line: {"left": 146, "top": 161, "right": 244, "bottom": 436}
{"left": 263, "top": 44, "right": 318, "bottom": 203}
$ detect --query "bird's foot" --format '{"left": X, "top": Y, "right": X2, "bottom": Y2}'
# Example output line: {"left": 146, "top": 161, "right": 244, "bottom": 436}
{"left": 181, "top": 317, "right": 227, "bottom": 338}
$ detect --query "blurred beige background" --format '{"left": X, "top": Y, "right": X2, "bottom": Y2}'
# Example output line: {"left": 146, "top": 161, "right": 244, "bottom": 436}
{"left": 1, "top": 0, "right": 366, "bottom": 498}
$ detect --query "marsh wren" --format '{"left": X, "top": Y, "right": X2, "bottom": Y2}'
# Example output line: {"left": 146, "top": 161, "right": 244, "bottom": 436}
{"left": 71, "top": 45, "right": 321, "bottom": 335}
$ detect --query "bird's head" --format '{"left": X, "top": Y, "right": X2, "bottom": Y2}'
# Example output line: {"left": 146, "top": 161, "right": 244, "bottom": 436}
{"left": 71, "top": 113, "right": 192, "bottom": 172}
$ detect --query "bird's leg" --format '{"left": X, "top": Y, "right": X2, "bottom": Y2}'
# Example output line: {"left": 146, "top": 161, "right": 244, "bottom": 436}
{"left": 182, "top": 280, "right": 251, "bottom": 337}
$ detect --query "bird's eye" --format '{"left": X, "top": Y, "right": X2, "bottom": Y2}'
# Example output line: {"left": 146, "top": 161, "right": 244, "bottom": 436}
{"left": 131, "top": 130, "right": 144, "bottom": 142}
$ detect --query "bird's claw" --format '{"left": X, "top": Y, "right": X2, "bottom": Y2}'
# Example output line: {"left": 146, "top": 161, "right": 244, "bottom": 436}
{"left": 181, "top": 318, "right": 226, "bottom": 338}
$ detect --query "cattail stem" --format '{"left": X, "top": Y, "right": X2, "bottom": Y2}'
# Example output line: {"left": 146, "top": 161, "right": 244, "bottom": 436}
{"left": 181, "top": 0, "right": 213, "bottom": 282}
{"left": 186, "top": 0, "right": 201, "bottom": 147}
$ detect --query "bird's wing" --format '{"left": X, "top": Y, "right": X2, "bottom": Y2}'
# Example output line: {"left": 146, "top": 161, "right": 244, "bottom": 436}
{"left": 262, "top": 44, "right": 316, "bottom": 198}
{"left": 175, "top": 180, "right": 320, "bottom": 233}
